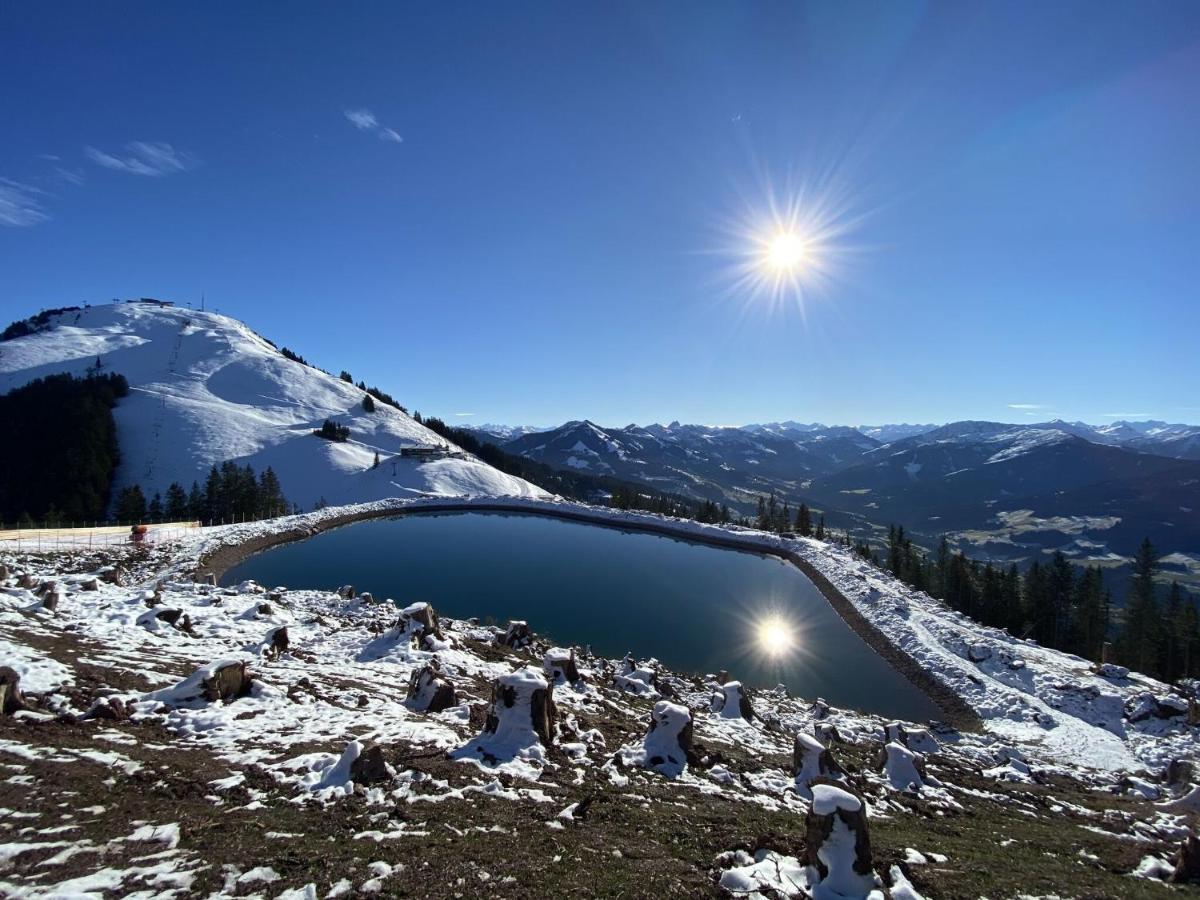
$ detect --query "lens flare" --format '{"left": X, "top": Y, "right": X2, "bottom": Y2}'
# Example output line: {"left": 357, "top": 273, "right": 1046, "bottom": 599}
{"left": 756, "top": 615, "right": 795, "bottom": 657}
{"left": 766, "top": 232, "right": 809, "bottom": 271}
{"left": 712, "top": 164, "right": 870, "bottom": 319}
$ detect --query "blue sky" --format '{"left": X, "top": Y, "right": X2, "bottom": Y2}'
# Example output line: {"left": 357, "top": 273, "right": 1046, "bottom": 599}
{"left": 2, "top": 2, "right": 1198, "bottom": 428}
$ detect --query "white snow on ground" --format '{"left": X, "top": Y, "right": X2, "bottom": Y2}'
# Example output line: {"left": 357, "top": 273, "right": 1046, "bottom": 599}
{"left": 0, "top": 496, "right": 1197, "bottom": 895}
{"left": 0, "top": 302, "right": 546, "bottom": 511}
{"left": 138, "top": 494, "right": 1200, "bottom": 774}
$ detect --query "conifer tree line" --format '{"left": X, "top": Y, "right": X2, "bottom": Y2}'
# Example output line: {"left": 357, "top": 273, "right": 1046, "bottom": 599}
{"left": 753, "top": 493, "right": 825, "bottom": 539}
{"left": 869, "top": 526, "right": 1196, "bottom": 682}
{"left": 313, "top": 419, "right": 351, "bottom": 442}
{"left": 0, "top": 372, "right": 129, "bottom": 525}
{"left": 112, "top": 462, "right": 289, "bottom": 526}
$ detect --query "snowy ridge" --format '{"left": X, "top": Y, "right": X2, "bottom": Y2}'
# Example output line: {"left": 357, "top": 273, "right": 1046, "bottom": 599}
{"left": 0, "top": 302, "right": 546, "bottom": 511}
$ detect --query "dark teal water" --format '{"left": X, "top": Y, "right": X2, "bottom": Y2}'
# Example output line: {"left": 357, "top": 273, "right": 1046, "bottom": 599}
{"left": 222, "top": 512, "right": 940, "bottom": 721}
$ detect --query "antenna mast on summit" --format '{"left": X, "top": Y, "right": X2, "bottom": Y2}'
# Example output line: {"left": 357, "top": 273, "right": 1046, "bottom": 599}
{"left": 201, "top": 292, "right": 205, "bottom": 311}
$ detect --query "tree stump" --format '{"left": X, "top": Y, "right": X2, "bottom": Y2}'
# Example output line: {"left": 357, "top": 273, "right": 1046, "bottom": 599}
{"left": 266, "top": 625, "right": 289, "bottom": 658}
{"left": 810, "top": 698, "right": 830, "bottom": 720}
{"left": 793, "top": 732, "right": 848, "bottom": 799}
{"left": 0, "top": 563, "right": 9, "bottom": 582}
{"left": 83, "top": 696, "right": 129, "bottom": 721}
{"left": 100, "top": 567, "right": 123, "bottom": 586}
{"left": 407, "top": 662, "right": 457, "bottom": 712}
{"left": 482, "top": 667, "right": 555, "bottom": 747}
{"left": 500, "top": 620, "right": 532, "bottom": 649}
{"left": 17, "top": 573, "right": 37, "bottom": 589}
{"left": 629, "top": 700, "right": 695, "bottom": 777}
{"left": 359, "top": 591, "right": 374, "bottom": 604}
{"left": 1172, "top": 834, "right": 1200, "bottom": 884}
{"left": 350, "top": 744, "right": 390, "bottom": 784}
{"left": 713, "top": 680, "right": 754, "bottom": 721}
{"left": 544, "top": 647, "right": 583, "bottom": 685}
{"left": 202, "top": 661, "right": 252, "bottom": 702}
{"left": 337, "top": 584, "right": 355, "bottom": 600}
{"left": 1168, "top": 759, "right": 1196, "bottom": 794}
{"left": 0, "top": 667, "right": 26, "bottom": 716}
{"left": 878, "top": 741, "right": 927, "bottom": 791}
{"left": 398, "top": 602, "right": 443, "bottom": 648}
{"left": 80, "top": 577, "right": 99, "bottom": 591}
{"left": 804, "top": 782, "right": 877, "bottom": 898}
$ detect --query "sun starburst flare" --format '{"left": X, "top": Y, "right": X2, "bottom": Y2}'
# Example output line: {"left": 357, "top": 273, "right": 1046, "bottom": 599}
{"left": 713, "top": 169, "right": 869, "bottom": 319}
{"left": 756, "top": 614, "right": 796, "bottom": 658}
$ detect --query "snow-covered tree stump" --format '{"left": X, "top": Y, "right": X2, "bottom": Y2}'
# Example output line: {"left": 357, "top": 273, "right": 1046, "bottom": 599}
{"left": 613, "top": 655, "right": 660, "bottom": 696}
{"left": 878, "top": 741, "right": 927, "bottom": 792}
{"left": 100, "top": 567, "right": 123, "bottom": 586}
{"left": 17, "top": 572, "right": 36, "bottom": 589}
{"left": 623, "top": 700, "right": 695, "bottom": 778}
{"left": 407, "top": 661, "right": 457, "bottom": 712}
{"left": 398, "top": 601, "right": 443, "bottom": 648}
{"left": 804, "top": 783, "right": 877, "bottom": 898}
{"left": 0, "top": 563, "right": 9, "bottom": 582}
{"left": 80, "top": 576, "right": 99, "bottom": 591}
{"left": 712, "top": 680, "right": 754, "bottom": 721}
{"left": 482, "top": 666, "right": 555, "bottom": 747}
{"left": 337, "top": 584, "right": 355, "bottom": 600}
{"left": 203, "top": 661, "right": 253, "bottom": 702}
{"left": 265, "top": 625, "right": 289, "bottom": 658}
{"left": 500, "top": 620, "right": 532, "bottom": 649}
{"left": 810, "top": 697, "right": 830, "bottom": 720}
{"left": 0, "top": 667, "right": 26, "bottom": 716}
{"left": 793, "top": 732, "right": 848, "bottom": 799}
{"left": 815, "top": 723, "right": 843, "bottom": 746}
{"left": 543, "top": 647, "right": 583, "bottom": 685}
{"left": 82, "top": 696, "right": 129, "bottom": 721}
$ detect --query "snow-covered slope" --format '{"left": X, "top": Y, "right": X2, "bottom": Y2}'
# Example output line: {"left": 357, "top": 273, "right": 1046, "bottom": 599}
{"left": 0, "top": 302, "right": 545, "bottom": 510}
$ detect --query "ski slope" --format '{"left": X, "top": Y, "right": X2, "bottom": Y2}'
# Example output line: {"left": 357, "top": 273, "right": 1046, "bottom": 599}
{"left": 0, "top": 302, "right": 546, "bottom": 510}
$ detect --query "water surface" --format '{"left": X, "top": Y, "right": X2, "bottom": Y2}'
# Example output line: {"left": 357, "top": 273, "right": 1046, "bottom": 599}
{"left": 222, "top": 512, "right": 940, "bottom": 720}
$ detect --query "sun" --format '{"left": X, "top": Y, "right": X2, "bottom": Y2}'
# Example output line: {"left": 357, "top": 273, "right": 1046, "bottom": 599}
{"left": 756, "top": 616, "right": 795, "bottom": 657}
{"left": 766, "top": 232, "right": 808, "bottom": 271}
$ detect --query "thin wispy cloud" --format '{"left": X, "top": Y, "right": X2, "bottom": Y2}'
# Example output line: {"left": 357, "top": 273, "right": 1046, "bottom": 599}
{"left": 54, "top": 167, "right": 85, "bottom": 186}
{"left": 0, "top": 178, "right": 50, "bottom": 227}
{"left": 343, "top": 108, "right": 403, "bottom": 145}
{"left": 454, "top": 412, "right": 475, "bottom": 417}
{"left": 1101, "top": 412, "right": 1153, "bottom": 418}
{"left": 1008, "top": 403, "right": 1049, "bottom": 410}
{"left": 85, "top": 141, "right": 197, "bottom": 177}
{"left": 344, "top": 109, "right": 378, "bottom": 130}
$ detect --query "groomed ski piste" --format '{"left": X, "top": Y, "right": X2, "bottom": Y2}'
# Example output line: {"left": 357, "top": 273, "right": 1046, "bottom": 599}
{"left": 2, "top": 495, "right": 1197, "bottom": 898}
{"left": 0, "top": 302, "right": 548, "bottom": 511}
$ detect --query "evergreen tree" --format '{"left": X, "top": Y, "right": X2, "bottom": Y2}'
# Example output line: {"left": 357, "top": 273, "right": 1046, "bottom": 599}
{"left": 815, "top": 515, "right": 825, "bottom": 541}
{"left": 372, "top": 451, "right": 381, "bottom": 470}
{"left": 362, "top": 394, "right": 376, "bottom": 413}
{"left": 796, "top": 503, "right": 812, "bottom": 537}
{"left": 147, "top": 492, "right": 164, "bottom": 522}
{"left": 115, "top": 485, "right": 147, "bottom": 522}
{"left": 1120, "top": 538, "right": 1163, "bottom": 674}
{"left": 339, "top": 370, "right": 353, "bottom": 383}
{"left": 165, "top": 482, "right": 189, "bottom": 520}
{"left": 187, "top": 481, "right": 205, "bottom": 521}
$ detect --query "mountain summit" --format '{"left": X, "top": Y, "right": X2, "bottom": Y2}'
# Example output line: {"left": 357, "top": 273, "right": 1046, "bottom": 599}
{"left": 0, "top": 301, "right": 544, "bottom": 511}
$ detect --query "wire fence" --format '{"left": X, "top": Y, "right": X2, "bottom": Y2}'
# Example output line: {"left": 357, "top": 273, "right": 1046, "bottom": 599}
{"left": 0, "top": 521, "right": 202, "bottom": 552}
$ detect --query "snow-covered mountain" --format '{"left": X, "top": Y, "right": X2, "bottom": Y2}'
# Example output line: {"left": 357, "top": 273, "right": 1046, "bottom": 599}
{"left": 0, "top": 301, "right": 545, "bottom": 511}
{"left": 496, "top": 419, "right": 880, "bottom": 508}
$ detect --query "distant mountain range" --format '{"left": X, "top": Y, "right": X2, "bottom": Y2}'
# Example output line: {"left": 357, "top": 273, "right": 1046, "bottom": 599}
{"left": 466, "top": 418, "right": 1200, "bottom": 588}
